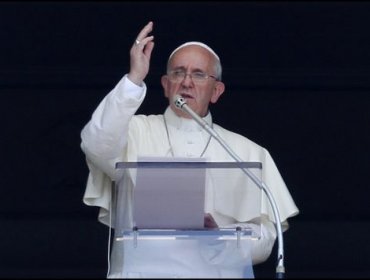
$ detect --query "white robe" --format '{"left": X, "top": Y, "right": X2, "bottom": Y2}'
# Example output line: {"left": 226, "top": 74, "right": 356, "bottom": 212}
{"left": 80, "top": 75, "right": 299, "bottom": 278}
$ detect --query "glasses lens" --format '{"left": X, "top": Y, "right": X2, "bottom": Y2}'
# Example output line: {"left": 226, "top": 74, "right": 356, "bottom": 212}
{"left": 192, "top": 72, "right": 207, "bottom": 81}
{"left": 169, "top": 70, "right": 210, "bottom": 82}
{"left": 170, "top": 70, "right": 185, "bottom": 81}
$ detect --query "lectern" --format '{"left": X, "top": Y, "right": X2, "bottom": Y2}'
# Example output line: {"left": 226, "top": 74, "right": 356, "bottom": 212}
{"left": 109, "top": 159, "right": 262, "bottom": 278}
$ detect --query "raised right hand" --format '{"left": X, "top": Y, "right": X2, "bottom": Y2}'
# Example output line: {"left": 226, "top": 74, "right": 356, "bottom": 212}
{"left": 127, "top": 21, "right": 155, "bottom": 86}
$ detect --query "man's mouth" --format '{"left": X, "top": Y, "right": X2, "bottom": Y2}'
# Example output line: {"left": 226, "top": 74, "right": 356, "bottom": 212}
{"left": 180, "top": 93, "right": 193, "bottom": 99}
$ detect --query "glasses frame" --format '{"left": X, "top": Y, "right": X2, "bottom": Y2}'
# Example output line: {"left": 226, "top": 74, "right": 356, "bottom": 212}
{"left": 167, "top": 69, "right": 218, "bottom": 83}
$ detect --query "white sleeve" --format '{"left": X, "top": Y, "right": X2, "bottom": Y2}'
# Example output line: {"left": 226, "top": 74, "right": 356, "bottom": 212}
{"left": 80, "top": 75, "right": 146, "bottom": 225}
{"left": 200, "top": 216, "right": 277, "bottom": 266}
{"left": 245, "top": 218, "right": 277, "bottom": 265}
{"left": 80, "top": 74, "right": 146, "bottom": 178}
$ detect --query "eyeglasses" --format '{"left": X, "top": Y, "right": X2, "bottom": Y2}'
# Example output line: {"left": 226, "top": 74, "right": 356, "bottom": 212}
{"left": 167, "top": 70, "right": 217, "bottom": 83}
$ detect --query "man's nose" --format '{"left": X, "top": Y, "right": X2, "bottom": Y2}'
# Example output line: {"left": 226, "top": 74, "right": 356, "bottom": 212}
{"left": 181, "top": 73, "right": 194, "bottom": 85}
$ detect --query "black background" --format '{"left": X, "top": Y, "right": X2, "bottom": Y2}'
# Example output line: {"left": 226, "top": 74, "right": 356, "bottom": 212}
{"left": 1, "top": 1, "right": 370, "bottom": 278}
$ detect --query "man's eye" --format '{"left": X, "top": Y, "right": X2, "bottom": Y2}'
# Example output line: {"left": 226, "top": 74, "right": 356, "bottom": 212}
{"left": 193, "top": 72, "right": 206, "bottom": 78}
{"left": 174, "top": 71, "right": 184, "bottom": 76}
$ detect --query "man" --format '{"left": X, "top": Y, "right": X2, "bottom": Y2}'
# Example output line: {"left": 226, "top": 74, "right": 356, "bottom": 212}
{"left": 81, "top": 21, "right": 299, "bottom": 278}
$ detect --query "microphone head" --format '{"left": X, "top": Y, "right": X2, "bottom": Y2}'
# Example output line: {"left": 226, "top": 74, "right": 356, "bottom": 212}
{"left": 173, "top": 95, "right": 186, "bottom": 109}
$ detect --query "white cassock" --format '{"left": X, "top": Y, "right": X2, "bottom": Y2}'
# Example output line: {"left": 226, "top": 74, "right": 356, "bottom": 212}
{"left": 81, "top": 75, "right": 299, "bottom": 278}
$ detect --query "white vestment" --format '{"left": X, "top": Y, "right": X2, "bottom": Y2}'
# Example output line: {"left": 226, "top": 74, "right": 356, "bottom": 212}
{"left": 81, "top": 75, "right": 299, "bottom": 278}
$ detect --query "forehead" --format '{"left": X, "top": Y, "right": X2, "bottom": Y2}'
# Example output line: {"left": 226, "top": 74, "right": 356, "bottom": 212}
{"left": 169, "top": 45, "right": 216, "bottom": 69}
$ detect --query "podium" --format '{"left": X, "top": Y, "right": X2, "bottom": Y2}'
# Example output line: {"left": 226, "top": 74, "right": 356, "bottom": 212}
{"left": 109, "top": 159, "right": 262, "bottom": 278}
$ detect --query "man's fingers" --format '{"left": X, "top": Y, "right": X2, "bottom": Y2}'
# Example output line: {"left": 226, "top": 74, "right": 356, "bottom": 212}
{"left": 134, "top": 21, "right": 153, "bottom": 44}
{"left": 134, "top": 35, "right": 154, "bottom": 48}
{"left": 143, "top": 41, "right": 155, "bottom": 58}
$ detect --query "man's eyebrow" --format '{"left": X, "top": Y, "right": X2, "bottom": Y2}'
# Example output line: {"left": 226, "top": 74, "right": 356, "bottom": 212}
{"left": 171, "top": 66, "right": 205, "bottom": 72}
{"left": 171, "top": 66, "right": 186, "bottom": 71}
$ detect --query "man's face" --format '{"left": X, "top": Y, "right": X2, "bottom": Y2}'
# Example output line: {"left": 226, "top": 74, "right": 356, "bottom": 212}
{"left": 161, "top": 45, "right": 225, "bottom": 118}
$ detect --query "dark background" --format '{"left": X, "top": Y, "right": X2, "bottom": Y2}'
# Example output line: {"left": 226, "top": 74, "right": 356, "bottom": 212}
{"left": 1, "top": 0, "right": 370, "bottom": 278}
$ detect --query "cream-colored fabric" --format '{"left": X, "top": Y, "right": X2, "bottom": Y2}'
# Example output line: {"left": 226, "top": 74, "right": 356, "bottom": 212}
{"left": 80, "top": 74, "right": 299, "bottom": 276}
{"left": 169, "top": 41, "right": 220, "bottom": 61}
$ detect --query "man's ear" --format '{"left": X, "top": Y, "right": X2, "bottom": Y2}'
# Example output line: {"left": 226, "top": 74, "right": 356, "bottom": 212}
{"left": 161, "top": 75, "right": 169, "bottom": 98}
{"left": 210, "top": 81, "right": 225, "bottom": 103}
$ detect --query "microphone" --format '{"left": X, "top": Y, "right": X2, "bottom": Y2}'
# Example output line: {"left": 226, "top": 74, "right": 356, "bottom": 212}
{"left": 174, "top": 95, "right": 221, "bottom": 142}
{"left": 173, "top": 94, "right": 286, "bottom": 279}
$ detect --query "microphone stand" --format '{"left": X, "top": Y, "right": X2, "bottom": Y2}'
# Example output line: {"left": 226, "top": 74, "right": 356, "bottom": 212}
{"left": 174, "top": 95, "right": 285, "bottom": 279}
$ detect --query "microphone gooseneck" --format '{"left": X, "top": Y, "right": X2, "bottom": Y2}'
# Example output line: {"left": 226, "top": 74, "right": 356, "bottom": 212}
{"left": 173, "top": 95, "right": 286, "bottom": 279}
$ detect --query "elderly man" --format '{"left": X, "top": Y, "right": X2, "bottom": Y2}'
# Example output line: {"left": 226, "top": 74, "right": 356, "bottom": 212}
{"left": 81, "top": 21, "right": 299, "bottom": 278}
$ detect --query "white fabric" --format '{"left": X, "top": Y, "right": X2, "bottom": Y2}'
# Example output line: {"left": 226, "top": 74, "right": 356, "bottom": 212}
{"left": 80, "top": 75, "right": 299, "bottom": 277}
{"left": 169, "top": 41, "right": 220, "bottom": 61}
